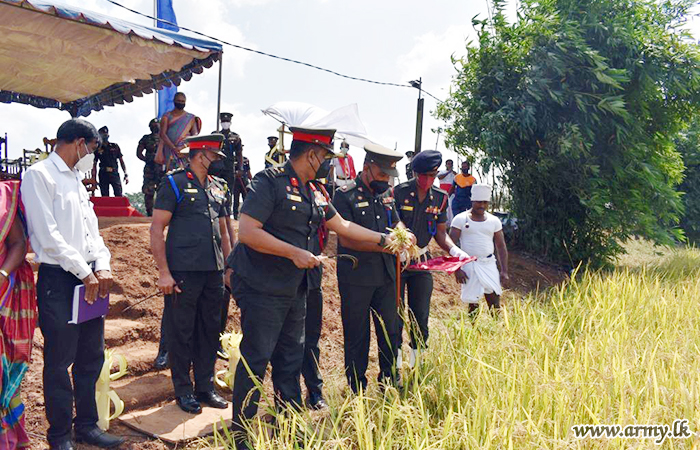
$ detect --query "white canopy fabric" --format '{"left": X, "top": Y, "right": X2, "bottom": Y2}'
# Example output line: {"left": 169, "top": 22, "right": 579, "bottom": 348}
{"left": 262, "top": 101, "right": 376, "bottom": 148}
{"left": 0, "top": 0, "right": 222, "bottom": 116}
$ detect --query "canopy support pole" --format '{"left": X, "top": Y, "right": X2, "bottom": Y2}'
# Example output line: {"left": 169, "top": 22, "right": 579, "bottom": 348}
{"left": 216, "top": 52, "right": 223, "bottom": 131}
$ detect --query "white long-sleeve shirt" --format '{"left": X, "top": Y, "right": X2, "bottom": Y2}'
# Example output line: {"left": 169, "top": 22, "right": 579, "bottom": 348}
{"left": 21, "top": 151, "right": 110, "bottom": 280}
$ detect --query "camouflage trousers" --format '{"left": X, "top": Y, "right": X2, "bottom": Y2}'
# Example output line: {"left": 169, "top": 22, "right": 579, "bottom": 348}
{"left": 142, "top": 163, "right": 165, "bottom": 216}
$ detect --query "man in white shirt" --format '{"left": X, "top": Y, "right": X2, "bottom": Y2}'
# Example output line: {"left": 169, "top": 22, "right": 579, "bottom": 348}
{"left": 438, "top": 159, "right": 457, "bottom": 223}
{"left": 449, "top": 184, "right": 509, "bottom": 314}
{"left": 21, "top": 119, "right": 124, "bottom": 450}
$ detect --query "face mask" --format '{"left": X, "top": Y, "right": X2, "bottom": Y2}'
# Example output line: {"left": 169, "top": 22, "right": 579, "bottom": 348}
{"left": 221, "top": 122, "right": 231, "bottom": 131}
{"left": 204, "top": 154, "right": 224, "bottom": 176}
{"left": 174, "top": 102, "right": 186, "bottom": 110}
{"left": 311, "top": 152, "right": 332, "bottom": 179}
{"left": 75, "top": 143, "right": 95, "bottom": 173}
{"left": 461, "top": 168, "right": 470, "bottom": 175}
{"left": 100, "top": 133, "right": 109, "bottom": 142}
{"left": 150, "top": 126, "right": 159, "bottom": 134}
{"left": 367, "top": 165, "right": 390, "bottom": 194}
{"left": 416, "top": 174, "right": 435, "bottom": 191}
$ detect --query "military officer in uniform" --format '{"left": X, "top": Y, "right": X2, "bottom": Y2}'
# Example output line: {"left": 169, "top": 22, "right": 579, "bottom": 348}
{"left": 332, "top": 143, "right": 415, "bottom": 394}
{"left": 301, "top": 185, "right": 328, "bottom": 411}
{"left": 93, "top": 126, "right": 128, "bottom": 197}
{"left": 227, "top": 127, "right": 408, "bottom": 448}
{"left": 264, "top": 135, "right": 286, "bottom": 168}
{"left": 393, "top": 150, "right": 470, "bottom": 367}
{"left": 137, "top": 119, "right": 163, "bottom": 216}
{"left": 150, "top": 134, "right": 233, "bottom": 414}
{"left": 211, "top": 112, "right": 244, "bottom": 218}
{"left": 405, "top": 150, "right": 415, "bottom": 181}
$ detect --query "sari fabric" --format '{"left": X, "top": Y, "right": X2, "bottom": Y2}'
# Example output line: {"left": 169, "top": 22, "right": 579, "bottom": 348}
{"left": 164, "top": 111, "right": 196, "bottom": 171}
{"left": 0, "top": 181, "right": 37, "bottom": 449}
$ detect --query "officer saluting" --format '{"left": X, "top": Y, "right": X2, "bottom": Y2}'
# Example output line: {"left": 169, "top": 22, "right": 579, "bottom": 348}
{"left": 393, "top": 150, "right": 469, "bottom": 367}
{"left": 227, "top": 127, "right": 408, "bottom": 449}
{"left": 150, "top": 134, "right": 233, "bottom": 414}
{"left": 332, "top": 143, "right": 415, "bottom": 393}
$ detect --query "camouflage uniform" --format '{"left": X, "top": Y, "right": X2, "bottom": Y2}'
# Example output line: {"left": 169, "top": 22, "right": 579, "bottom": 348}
{"left": 139, "top": 133, "right": 164, "bottom": 216}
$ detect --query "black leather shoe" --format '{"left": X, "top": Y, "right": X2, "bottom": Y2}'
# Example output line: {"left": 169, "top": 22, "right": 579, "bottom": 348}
{"left": 306, "top": 391, "right": 328, "bottom": 410}
{"left": 75, "top": 426, "right": 125, "bottom": 448}
{"left": 153, "top": 350, "right": 168, "bottom": 370}
{"left": 195, "top": 390, "right": 228, "bottom": 409}
{"left": 49, "top": 440, "right": 76, "bottom": 450}
{"left": 176, "top": 394, "right": 202, "bottom": 414}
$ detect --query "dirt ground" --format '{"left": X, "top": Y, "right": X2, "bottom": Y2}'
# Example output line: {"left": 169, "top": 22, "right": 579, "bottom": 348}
{"left": 22, "top": 217, "right": 567, "bottom": 449}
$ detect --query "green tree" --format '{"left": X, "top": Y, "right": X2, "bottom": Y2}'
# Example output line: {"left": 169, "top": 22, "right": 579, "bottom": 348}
{"left": 125, "top": 192, "right": 146, "bottom": 216}
{"left": 437, "top": 0, "right": 700, "bottom": 267}
{"left": 676, "top": 117, "right": 700, "bottom": 243}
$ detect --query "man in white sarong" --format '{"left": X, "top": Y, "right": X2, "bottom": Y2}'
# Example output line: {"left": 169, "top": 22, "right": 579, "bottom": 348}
{"left": 449, "top": 184, "right": 509, "bottom": 314}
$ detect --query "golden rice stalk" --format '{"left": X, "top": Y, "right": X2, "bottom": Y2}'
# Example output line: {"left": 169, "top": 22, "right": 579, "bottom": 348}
{"left": 386, "top": 227, "right": 421, "bottom": 261}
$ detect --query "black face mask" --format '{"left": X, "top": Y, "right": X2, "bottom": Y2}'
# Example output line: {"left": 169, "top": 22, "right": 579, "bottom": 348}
{"left": 368, "top": 165, "right": 390, "bottom": 194}
{"left": 312, "top": 152, "right": 332, "bottom": 179}
{"left": 461, "top": 168, "right": 470, "bottom": 175}
{"left": 150, "top": 126, "right": 159, "bottom": 134}
{"left": 174, "top": 102, "right": 186, "bottom": 110}
{"left": 208, "top": 159, "right": 225, "bottom": 177}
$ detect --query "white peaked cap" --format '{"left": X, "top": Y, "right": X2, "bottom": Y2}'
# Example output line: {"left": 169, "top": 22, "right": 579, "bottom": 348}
{"left": 471, "top": 184, "right": 492, "bottom": 202}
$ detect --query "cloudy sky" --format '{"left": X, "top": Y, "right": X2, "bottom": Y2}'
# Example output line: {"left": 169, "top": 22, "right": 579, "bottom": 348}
{"left": 3, "top": 0, "right": 699, "bottom": 194}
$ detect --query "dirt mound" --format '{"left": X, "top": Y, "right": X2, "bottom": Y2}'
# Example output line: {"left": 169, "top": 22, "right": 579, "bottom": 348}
{"left": 23, "top": 217, "right": 567, "bottom": 449}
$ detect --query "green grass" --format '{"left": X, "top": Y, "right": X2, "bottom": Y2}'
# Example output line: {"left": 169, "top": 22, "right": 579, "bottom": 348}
{"left": 205, "top": 244, "right": 700, "bottom": 449}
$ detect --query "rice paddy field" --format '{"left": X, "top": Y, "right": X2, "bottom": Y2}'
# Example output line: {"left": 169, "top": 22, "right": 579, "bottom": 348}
{"left": 207, "top": 243, "right": 700, "bottom": 449}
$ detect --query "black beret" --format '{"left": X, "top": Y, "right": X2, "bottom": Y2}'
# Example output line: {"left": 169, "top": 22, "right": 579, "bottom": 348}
{"left": 411, "top": 150, "right": 442, "bottom": 174}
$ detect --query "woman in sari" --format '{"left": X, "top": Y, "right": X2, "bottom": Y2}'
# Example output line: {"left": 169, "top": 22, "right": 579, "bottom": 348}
{"left": 159, "top": 92, "right": 200, "bottom": 171}
{"left": 0, "top": 180, "right": 37, "bottom": 449}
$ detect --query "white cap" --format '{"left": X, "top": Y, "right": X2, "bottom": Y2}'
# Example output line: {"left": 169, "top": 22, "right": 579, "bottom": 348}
{"left": 471, "top": 184, "right": 492, "bottom": 202}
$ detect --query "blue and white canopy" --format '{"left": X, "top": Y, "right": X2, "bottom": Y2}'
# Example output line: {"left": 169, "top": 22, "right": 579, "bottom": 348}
{"left": 0, "top": 0, "right": 222, "bottom": 116}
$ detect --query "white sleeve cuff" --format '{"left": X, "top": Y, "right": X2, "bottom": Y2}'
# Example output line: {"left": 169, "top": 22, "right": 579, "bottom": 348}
{"left": 94, "top": 259, "right": 111, "bottom": 273}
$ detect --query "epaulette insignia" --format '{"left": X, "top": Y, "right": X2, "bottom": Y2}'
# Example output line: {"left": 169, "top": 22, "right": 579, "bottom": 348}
{"left": 166, "top": 167, "right": 185, "bottom": 176}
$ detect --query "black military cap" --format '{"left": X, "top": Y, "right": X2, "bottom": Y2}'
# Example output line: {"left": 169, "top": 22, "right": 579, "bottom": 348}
{"left": 405, "top": 150, "right": 415, "bottom": 158}
{"left": 220, "top": 112, "right": 233, "bottom": 121}
{"left": 289, "top": 126, "right": 340, "bottom": 155}
{"left": 182, "top": 133, "right": 226, "bottom": 158}
{"left": 411, "top": 150, "right": 442, "bottom": 174}
{"left": 364, "top": 143, "right": 403, "bottom": 177}
{"left": 267, "top": 136, "right": 278, "bottom": 141}
{"left": 99, "top": 126, "right": 109, "bottom": 134}
{"left": 149, "top": 118, "right": 159, "bottom": 127}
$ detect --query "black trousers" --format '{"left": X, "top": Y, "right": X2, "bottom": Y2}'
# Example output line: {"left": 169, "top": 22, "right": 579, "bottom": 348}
{"left": 37, "top": 265, "right": 105, "bottom": 445}
{"left": 232, "top": 178, "right": 247, "bottom": 219}
{"left": 165, "top": 270, "right": 223, "bottom": 396}
{"left": 231, "top": 275, "right": 306, "bottom": 441}
{"left": 301, "top": 287, "right": 323, "bottom": 396}
{"left": 338, "top": 281, "right": 399, "bottom": 393}
{"left": 157, "top": 296, "right": 171, "bottom": 355}
{"left": 221, "top": 286, "right": 231, "bottom": 336}
{"left": 396, "top": 270, "right": 434, "bottom": 350}
{"left": 98, "top": 170, "right": 122, "bottom": 197}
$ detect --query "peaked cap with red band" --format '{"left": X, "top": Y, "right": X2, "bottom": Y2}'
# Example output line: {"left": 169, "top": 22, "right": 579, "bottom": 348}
{"left": 289, "top": 126, "right": 340, "bottom": 155}
{"left": 181, "top": 133, "right": 226, "bottom": 158}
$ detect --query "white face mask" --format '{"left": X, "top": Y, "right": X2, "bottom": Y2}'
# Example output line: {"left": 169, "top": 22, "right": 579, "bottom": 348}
{"left": 221, "top": 122, "right": 231, "bottom": 130}
{"left": 75, "top": 142, "right": 95, "bottom": 173}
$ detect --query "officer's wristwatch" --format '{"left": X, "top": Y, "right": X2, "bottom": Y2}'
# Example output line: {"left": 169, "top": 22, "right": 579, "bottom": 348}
{"left": 378, "top": 233, "right": 387, "bottom": 247}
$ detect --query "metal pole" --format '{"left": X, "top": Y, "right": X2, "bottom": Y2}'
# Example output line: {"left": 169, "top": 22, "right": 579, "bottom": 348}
{"left": 414, "top": 77, "right": 424, "bottom": 155}
{"left": 154, "top": 0, "right": 158, "bottom": 118}
{"left": 216, "top": 52, "right": 223, "bottom": 132}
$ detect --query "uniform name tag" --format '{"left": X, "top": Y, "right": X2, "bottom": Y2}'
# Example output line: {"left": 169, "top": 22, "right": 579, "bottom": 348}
{"left": 356, "top": 201, "right": 369, "bottom": 208}
{"left": 287, "top": 194, "right": 302, "bottom": 202}
{"left": 184, "top": 188, "right": 198, "bottom": 193}
{"left": 400, "top": 205, "right": 414, "bottom": 211}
